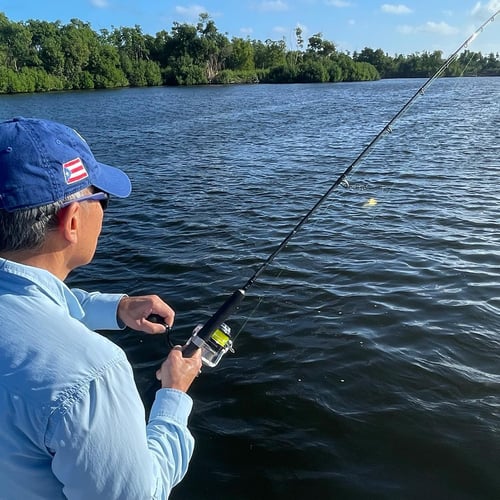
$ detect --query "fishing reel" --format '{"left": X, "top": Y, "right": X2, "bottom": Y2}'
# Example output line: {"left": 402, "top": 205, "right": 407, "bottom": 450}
{"left": 185, "top": 322, "right": 235, "bottom": 367}
{"left": 148, "top": 288, "right": 244, "bottom": 368}
{"left": 148, "top": 315, "right": 236, "bottom": 367}
{"left": 181, "top": 288, "right": 245, "bottom": 367}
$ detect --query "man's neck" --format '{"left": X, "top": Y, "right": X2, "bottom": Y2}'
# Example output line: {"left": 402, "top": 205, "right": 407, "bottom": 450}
{"left": 0, "top": 250, "right": 69, "bottom": 281}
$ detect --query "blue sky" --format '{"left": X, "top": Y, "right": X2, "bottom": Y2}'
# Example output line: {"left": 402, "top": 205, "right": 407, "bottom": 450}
{"left": 2, "top": 0, "right": 499, "bottom": 56}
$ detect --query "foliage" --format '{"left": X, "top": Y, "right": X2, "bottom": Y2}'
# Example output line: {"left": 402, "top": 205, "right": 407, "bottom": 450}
{"left": 213, "top": 69, "right": 259, "bottom": 84}
{"left": 0, "top": 11, "right": 498, "bottom": 94}
{"left": 353, "top": 47, "right": 500, "bottom": 79}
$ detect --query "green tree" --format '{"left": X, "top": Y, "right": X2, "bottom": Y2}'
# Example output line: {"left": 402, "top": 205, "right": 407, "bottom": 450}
{"left": 168, "top": 22, "right": 201, "bottom": 60}
{"left": 324, "top": 59, "right": 343, "bottom": 82}
{"left": 145, "top": 30, "right": 172, "bottom": 68}
{"left": 0, "top": 17, "right": 35, "bottom": 72}
{"left": 332, "top": 52, "right": 358, "bottom": 81}
{"left": 170, "top": 54, "right": 207, "bottom": 85}
{"left": 226, "top": 37, "right": 255, "bottom": 71}
{"left": 457, "top": 50, "right": 484, "bottom": 76}
{"left": 349, "top": 61, "right": 379, "bottom": 81}
{"left": 287, "top": 26, "right": 304, "bottom": 69}
{"left": 164, "top": 21, "right": 206, "bottom": 84}
{"left": 196, "top": 13, "right": 230, "bottom": 82}
{"left": 88, "top": 37, "right": 128, "bottom": 88}
{"left": 354, "top": 47, "right": 393, "bottom": 77}
{"left": 109, "top": 25, "right": 148, "bottom": 62}
{"left": 307, "top": 33, "right": 336, "bottom": 57}
{"left": 60, "top": 19, "right": 98, "bottom": 88}
{"left": 105, "top": 25, "right": 163, "bottom": 87}
{"left": 27, "top": 20, "right": 65, "bottom": 76}
{"left": 481, "top": 52, "right": 500, "bottom": 75}
{"left": 1, "top": 10, "right": 497, "bottom": 93}
{"left": 264, "top": 63, "right": 298, "bottom": 83}
{"left": 297, "top": 59, "right": 329, "bottom": 82}
{"left": 252, "top": 39, "right": 287, "bottom": 69}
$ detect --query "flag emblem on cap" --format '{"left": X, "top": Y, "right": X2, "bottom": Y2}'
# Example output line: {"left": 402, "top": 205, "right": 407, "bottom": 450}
{"left": 63, "top": 157, "right": 88, "bottom": 184}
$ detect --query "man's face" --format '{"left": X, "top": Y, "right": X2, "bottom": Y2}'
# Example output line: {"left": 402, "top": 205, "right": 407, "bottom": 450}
{"left": 80, "top": 197, "right": 104, "bottom": 265}
{"left": 67, "top": 190, "right": 105, "bottom": 270}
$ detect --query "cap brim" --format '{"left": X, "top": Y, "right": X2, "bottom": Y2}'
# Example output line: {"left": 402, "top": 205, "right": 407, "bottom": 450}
{"left": 92, "top": 162, "right": 132, "bottom": 198}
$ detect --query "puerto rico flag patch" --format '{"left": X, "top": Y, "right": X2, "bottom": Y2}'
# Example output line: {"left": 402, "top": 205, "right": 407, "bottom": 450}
{"left": 63, "top": 158, "right": 89, "bottom": 184}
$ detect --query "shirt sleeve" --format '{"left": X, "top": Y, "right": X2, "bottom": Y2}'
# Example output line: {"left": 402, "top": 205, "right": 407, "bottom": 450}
{"left": 46, "top": 354, "right": 195, "bottom": 500}
{"left": 71, "top": 288, "right": 125, "bottom": 331}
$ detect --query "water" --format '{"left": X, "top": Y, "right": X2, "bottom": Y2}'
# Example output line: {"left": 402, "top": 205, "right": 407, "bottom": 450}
{"left": 1, "top": 78, "right": 499, "bottom": 499}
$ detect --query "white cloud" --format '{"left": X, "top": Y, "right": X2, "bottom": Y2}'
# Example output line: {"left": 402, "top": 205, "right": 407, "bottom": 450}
{"left": 398, "top": 21, "right": 459, "bottom": 36}
{"left": 240, "top": 27, "right": 254, "bottom": 36}
{"left": 471, "top": 2, "right": 483, "bottom": 15}
{"left": 426, "top": 21, "right": 460, "bottom": 34}
{"left": 175, "top": 5, "right": 207, "bottom": 19}
{"left": 485, "top": 0, "right": 500, "bottom": 11}
{"left": 470, "top": 0, "right": 500, "bottom": 16}
{"left": 90, "top": 0, "right": 109, "bottom": 7}
{"left": 273, "top": 25, "right": 288, "bottom": 35}
{"left": 255, "top": 1, "right": 289, "bottom": 12}
{"left": 325, "top": 0, "right": 352, "bottom": 7}
{"left": 381, "top": 4, "right": 413, "bottom": 15}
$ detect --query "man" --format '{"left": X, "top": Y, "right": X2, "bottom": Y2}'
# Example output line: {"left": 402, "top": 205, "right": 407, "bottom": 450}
{"left": 0, "top": 117, "right": 202, "bottom": 499}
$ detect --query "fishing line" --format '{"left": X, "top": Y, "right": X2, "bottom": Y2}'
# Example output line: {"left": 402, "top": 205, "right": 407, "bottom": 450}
{"left": 151, "top": 9, "right": 499, "bottom": 367}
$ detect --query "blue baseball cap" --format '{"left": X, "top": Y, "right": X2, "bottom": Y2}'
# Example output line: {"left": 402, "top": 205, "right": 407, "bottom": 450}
{"left": 0, "top": 117, "right": 131, "bottom": 212}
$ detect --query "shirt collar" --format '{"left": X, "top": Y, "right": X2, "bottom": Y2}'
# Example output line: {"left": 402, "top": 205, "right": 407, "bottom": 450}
{"left": 0, "top": 258, "right": 85, "bottom": 320}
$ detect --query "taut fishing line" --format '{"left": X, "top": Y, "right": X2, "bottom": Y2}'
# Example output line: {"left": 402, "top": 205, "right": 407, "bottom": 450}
{"left": 150, "top": 9, "right": 499, "bottom": 367}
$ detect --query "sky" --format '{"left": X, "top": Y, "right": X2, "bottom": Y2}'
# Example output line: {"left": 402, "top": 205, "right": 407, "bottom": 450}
{"left": 2, "top": 0, "right": 499, "bottom": 57}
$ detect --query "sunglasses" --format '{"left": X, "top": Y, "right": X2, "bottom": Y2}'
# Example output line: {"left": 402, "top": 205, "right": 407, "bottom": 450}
{"left": 60, "top": 192, "right": 109, "bottom": 211}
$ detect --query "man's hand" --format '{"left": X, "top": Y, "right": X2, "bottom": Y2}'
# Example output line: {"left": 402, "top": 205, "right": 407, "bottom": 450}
{"left": 117, "top": 295, "right": 175, "bottom": 334}
{"left": 156, "top": 346, "right": 203, "bottom": 392}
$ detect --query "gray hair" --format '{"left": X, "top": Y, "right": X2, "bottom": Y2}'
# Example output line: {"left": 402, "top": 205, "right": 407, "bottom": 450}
{"left": 0, "top": 189, "right": 90, "bottom": 252}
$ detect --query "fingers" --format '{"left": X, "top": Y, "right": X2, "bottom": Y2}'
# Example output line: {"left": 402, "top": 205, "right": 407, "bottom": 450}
{"left": 156, "top": 346, "right": 203, "bottom": 392}
{"left": 145, "top": 314, "right": 171, "bottom": 334}
{"left": 156, "top": 347, "right": 182, "bottom": 380}
{"left": 144, "top": 296, "right": 175, "bottom": 332}
{"left": 118, "top": 295, "right": 175, "bottom": 334}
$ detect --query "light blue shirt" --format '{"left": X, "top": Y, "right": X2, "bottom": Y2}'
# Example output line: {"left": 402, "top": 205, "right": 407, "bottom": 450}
{"left": 0, "top": 258, "right": 195, "bottom": 499}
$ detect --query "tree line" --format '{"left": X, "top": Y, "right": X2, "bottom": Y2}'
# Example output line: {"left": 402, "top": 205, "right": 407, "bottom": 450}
{"left": 0, "top": 11, "right": 498, "bottom": 94}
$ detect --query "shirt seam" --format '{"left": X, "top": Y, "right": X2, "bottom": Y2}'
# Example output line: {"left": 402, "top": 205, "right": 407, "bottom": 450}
{"left": 44, "top": 351, "right": 128, "bottom": 448}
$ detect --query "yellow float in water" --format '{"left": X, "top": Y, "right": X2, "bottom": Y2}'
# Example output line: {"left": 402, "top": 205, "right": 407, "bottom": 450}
{"left": 363, "top": 197, "right": 378, "bottom": 207}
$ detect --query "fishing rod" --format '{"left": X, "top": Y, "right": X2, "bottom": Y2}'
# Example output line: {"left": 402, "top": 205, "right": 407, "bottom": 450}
{"left": 150, "top": 9, "right": 499, "bottom": 367}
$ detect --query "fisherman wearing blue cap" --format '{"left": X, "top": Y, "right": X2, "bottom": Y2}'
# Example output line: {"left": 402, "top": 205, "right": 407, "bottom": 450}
{"left": 0, "top": 117, "right": 202, "bottom": 499}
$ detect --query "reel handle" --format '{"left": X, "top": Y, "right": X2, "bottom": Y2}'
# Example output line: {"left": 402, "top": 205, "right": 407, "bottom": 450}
{"left": 147, "top": 314, "right": 168, "bottom": 326}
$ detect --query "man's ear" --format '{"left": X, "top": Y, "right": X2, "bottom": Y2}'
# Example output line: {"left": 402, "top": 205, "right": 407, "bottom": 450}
{"left": 56, "top": 203, "right": 81, "bottom": 244}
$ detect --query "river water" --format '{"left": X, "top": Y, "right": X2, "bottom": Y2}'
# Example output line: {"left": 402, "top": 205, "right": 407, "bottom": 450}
{"left": 1, "top": 77, "right": 499, "bottom": 499}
